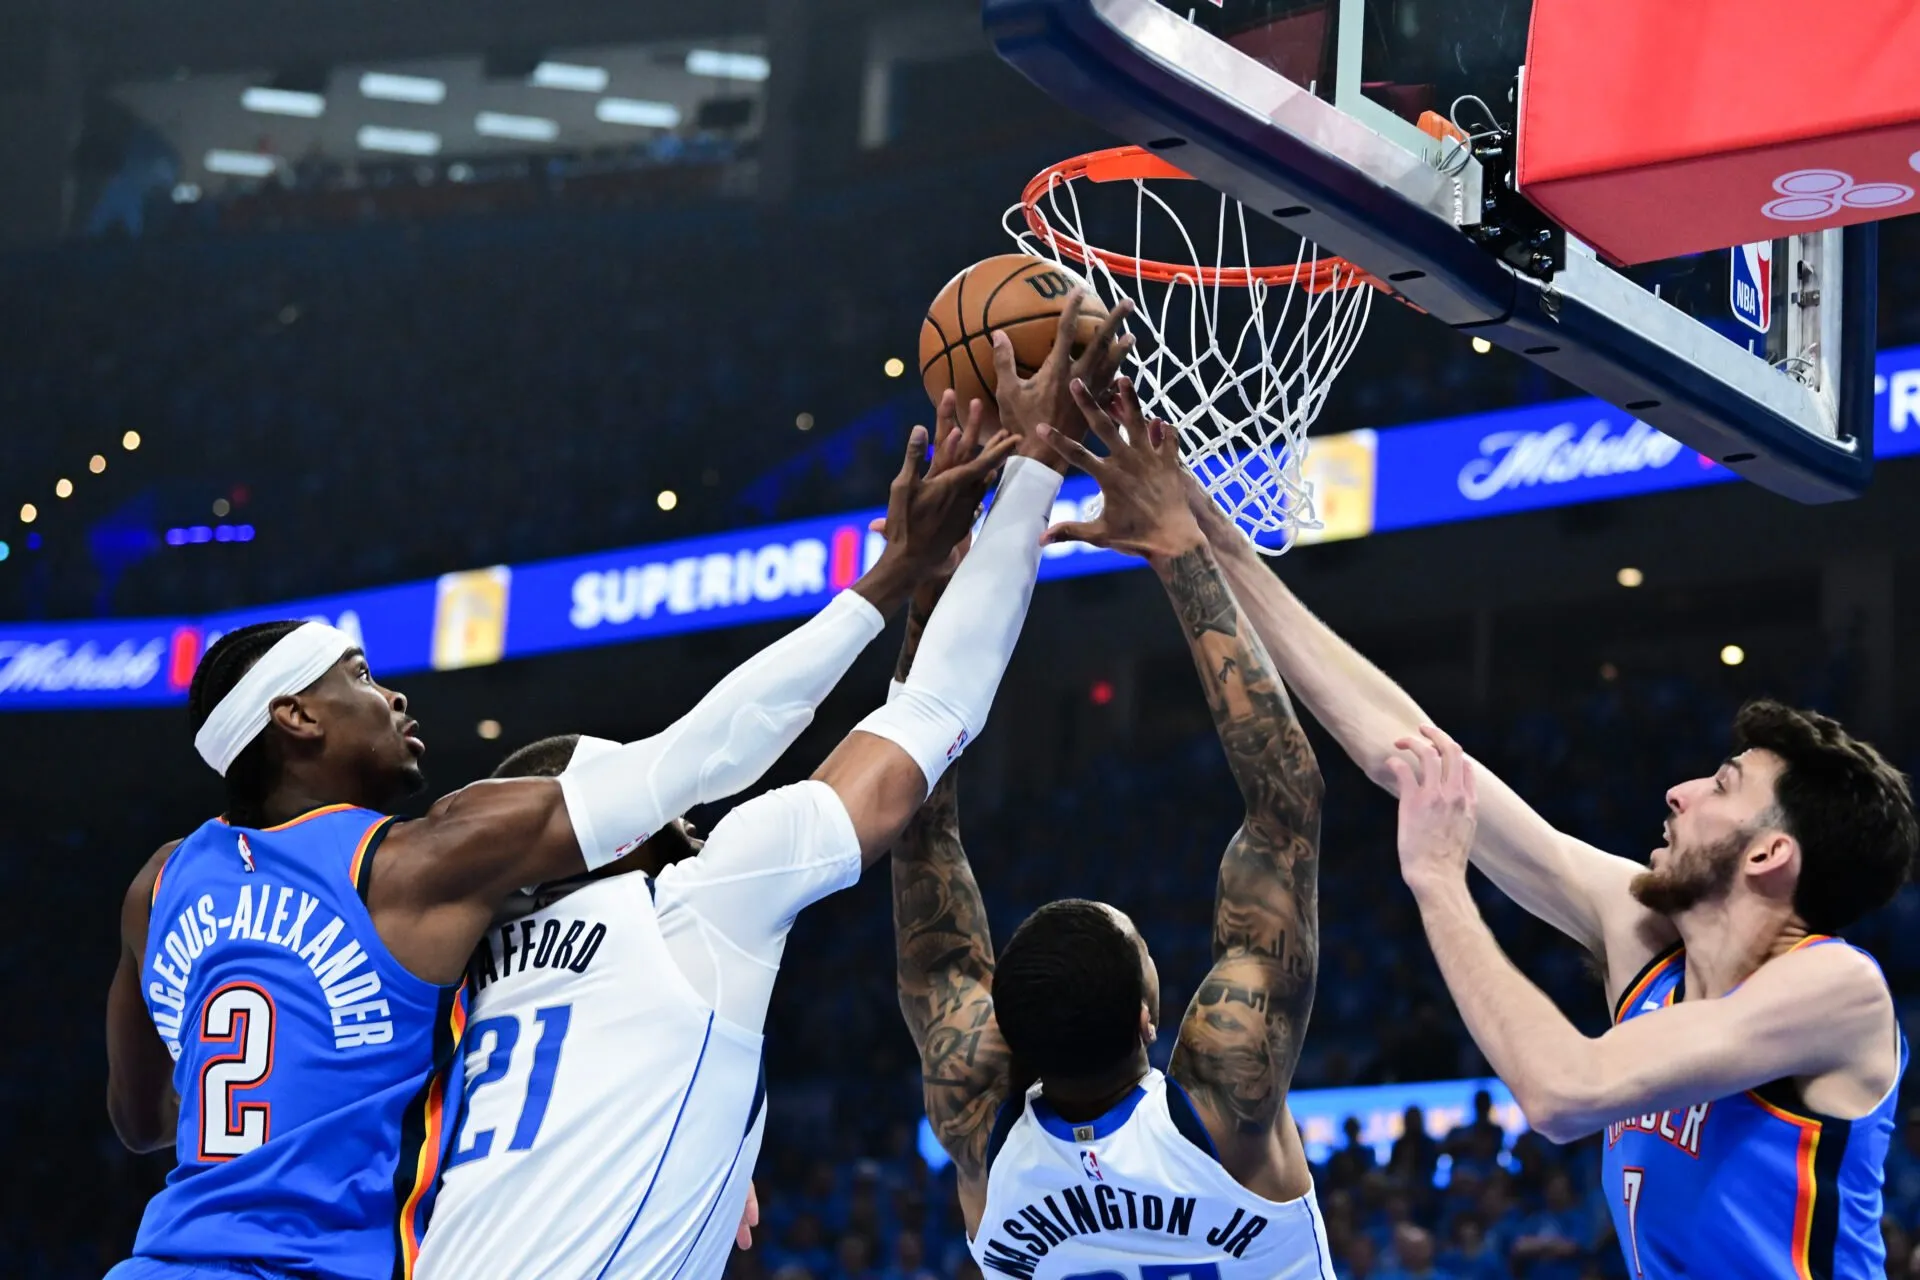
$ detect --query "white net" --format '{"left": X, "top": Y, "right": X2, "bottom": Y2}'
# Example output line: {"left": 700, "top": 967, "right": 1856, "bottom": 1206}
{"left": 1006, "top": 150, "right": 1376, "bottom": 554}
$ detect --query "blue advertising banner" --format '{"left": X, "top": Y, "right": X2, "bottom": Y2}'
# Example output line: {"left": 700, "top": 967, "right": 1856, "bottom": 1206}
{"left": 6, "top": 345, "right": 1919, "bottom": 712}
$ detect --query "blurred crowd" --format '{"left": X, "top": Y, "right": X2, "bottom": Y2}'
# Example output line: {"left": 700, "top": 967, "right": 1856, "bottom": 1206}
{"left": 9, "top": 643, "right": 1920, "bottom": 1279}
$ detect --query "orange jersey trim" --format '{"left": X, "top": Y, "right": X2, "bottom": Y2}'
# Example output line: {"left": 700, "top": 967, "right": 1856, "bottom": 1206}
{"left": 150, "top": 852, "right": 172, "bottom": 907}
{"left": 1743, "top": 1090, "right": 1821, "bottom": 1279}
{"left": 348, "top": 817, "right": 393, "bottom": 890}
{"left": 1612, "top": 948, "right": 1684, "bottom": 1024}
{"left": 218, "top": 803, "right": 360, "bottom": 833}
{"left": 396, "top": 991, "right": 468, "bottom": 1280}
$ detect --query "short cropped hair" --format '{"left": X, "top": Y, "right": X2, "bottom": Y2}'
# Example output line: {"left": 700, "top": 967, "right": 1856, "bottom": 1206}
{"left": 491, "top": 734, "right": 582, "bottom": 781}
{"left": 188, "top": 620, "right": 304, "bottom": 825}
{"left": 993, "top": 899, "right": 1144, "bottom": 1080}
{"left": 1736, "top": 700, "right": 1916, "bottom": 932}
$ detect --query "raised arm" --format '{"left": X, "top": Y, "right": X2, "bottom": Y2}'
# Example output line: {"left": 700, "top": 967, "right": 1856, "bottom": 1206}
{"left": 1390, "top": 729, "right": 1899, "bottom": 1142}
{"left": 1042, "top": 380, "right": 1320, "bottom": 1197}
{"left": 888, "top": 565, "right": 1011, "bottom": 1233}
{"left": 1183, "top": 477, "right": 1674, "bottom": 994}
{"left": 372, "top": 415, "right": 1015, "bottom": 983}
{"left": 1160, "top": 540, "right": 1324, "bottom": 1192}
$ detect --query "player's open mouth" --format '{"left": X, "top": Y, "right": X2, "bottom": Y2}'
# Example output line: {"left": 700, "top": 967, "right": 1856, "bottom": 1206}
{"left": 402, "top": 721, "right": 426, "bottom": 757}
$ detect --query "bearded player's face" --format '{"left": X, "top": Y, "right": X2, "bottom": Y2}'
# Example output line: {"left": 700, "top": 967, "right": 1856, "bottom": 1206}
{"left": 1632, "top": 748, "right": 1786, "bottom": 916}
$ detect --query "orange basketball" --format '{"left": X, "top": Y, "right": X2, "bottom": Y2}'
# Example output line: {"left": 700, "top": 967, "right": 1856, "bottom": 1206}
{"left": 918, "top": 254, "right": 1106, "bottom": 412}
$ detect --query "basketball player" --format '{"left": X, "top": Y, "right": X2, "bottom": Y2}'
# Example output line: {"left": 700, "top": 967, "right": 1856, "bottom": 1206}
{"left": 411, "top": 299, "right": 1135, "bottom": 1278}
{"left": 892, "top": 376, "right": 1337, "bottom": 1278}
{"left": 103, "top": 410, "right": 1014, "bottom": 1279}
{"left": 1174, "top": 471, "right": 1915, "bottom": 1278}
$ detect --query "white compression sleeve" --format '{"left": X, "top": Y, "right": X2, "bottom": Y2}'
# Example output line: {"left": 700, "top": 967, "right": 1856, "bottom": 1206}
{"left": 854, "top": 455, "right": 1063, "bottom": 789}
{"left": 559, "top": 588, "right": 885, "bottom": 867}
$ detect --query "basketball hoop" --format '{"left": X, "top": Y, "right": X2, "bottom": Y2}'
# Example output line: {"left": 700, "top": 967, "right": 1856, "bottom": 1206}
{"left": 1009, "top": 145, "right": 1382, "bottom": 554}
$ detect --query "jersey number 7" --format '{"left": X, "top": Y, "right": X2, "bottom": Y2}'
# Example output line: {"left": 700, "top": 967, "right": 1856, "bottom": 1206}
{"left": 447, "top": 1004, "right": 573, "bottom": 1168}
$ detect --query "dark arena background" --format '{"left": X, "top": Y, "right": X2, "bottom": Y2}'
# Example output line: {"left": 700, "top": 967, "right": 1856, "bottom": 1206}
{"left": 5, "top": 0, "right": 1920, "bottom": 1277}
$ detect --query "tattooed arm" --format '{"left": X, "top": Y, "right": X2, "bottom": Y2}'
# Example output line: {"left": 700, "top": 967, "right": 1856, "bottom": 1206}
{"left": 1157, "top": 540, "right": 1324, "bottom": 1200}
{"left": 890, "top": 570, "right": 1011, "bottom": 1236}
{"left": 1038, "top": 379, "right": 1322, "bottom": 1198}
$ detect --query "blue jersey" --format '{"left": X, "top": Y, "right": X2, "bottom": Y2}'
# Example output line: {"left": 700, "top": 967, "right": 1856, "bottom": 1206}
{"left": 1600, "top": 938, "right": 1905, "bottom": 1280}
{"left": 125, "top": 805, "right": 467, "bottom": 1280}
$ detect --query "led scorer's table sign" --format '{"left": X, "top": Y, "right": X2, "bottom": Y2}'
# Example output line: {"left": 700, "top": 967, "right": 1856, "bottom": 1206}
{"left": 5, "top": 346, "right": 1920, "bottom": 712}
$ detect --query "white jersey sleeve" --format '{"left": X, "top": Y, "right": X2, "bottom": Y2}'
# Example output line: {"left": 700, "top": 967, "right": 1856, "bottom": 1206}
{"left": 653, "top": 778, "right": 862, "bottom": 1031}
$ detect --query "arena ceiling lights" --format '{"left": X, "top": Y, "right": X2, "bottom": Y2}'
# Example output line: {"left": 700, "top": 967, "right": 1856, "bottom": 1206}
{"left": 528, "top": 61, "right": 608, "bottom": 93}
{"left": 475, "top": 111, "right": 559, "bottom": 142}
{"left": 359, "top": 72, "right": 446, "bottom": 105}
{"left": 204, "top": 149, "right": 280, "bottom": 177}
{"left": 355, "top": 125, "right": 441, "bottom": 156}
{"left": 595, "top": 98, "right": 680, "bottom": 129}
{"left": 684, "top": 50, "right": 770, "bottom": 82}
{"left": 241, "top": 86, "right": 325, "bottom": 117}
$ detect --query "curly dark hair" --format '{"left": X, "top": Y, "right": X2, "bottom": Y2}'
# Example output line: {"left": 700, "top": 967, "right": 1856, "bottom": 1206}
{"left": 187, "top": 620, "right": 305, "bottom": 826}
{"left": 1734, "top": 700, "right": 1917, "bottom": 933}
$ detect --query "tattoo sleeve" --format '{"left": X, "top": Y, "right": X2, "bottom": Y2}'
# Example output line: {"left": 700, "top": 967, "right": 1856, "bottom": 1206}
{"left": 1158, "top": 542, "right": 1324, "bottom": 1138}
{"left": 891, "top": 614, "right": 1011, "bottom": 1183}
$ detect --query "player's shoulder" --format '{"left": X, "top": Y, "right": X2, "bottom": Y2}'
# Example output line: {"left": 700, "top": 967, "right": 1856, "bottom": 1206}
{"left": 122, "top": 838, "right": 184, "bottom": 946}
{"left": 1748, "top": 935, "right": 1891, "bottom": 1005}
{"left": 128, "top": 838, "right": 183, "bottom": 909}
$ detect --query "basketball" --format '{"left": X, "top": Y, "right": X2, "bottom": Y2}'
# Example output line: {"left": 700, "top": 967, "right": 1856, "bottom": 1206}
{"left": 918, "top": 253, "right": 1107, "bottom": 411}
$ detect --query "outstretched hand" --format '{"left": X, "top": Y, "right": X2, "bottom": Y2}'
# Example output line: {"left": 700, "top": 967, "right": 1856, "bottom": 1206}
{"left": 1385, "top": 725, "right": 1478, "bottom": 899}
{"left": 870, "top": 390, "right": 988, "bottom": 594}
{"left": 872, "top": 394, "right": 1015, "bottom": 588}
{"left": 1039, "top": 375, "right": 1201, "bottom": 562}
{"left": 988, "top": 290, "right": 1134, "bottom": 466}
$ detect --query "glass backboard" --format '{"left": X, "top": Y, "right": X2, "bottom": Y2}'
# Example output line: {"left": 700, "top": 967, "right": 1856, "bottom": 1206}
{"left": 992, "top": 0, "right": 1878, "bottom": 500}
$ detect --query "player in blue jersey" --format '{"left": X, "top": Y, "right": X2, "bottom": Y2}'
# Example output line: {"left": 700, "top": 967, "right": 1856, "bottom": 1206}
{"left": 1181, "top": 509, "right": 1917, "bottom": 1280}
{"left": 103, "top": 419, "right": 1013, "bottom": 1280}
{"left": 1388, "top": 718, "right": 1911, "bottom": 1280}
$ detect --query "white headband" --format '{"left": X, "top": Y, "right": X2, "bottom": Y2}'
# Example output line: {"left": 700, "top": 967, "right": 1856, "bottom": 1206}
{"left": 194, "top": 623, "right": 360, "bottom": 776}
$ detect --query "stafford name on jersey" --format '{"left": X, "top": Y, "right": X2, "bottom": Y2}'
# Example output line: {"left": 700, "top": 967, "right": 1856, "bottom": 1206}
{"left": 467, "top": 912, "right": 609, "bottom": 992}
{"left": 147, "top": 883, "right": 395, "bottom": 1057}
{"left": 977, "top": 1181, "right": 1269, "bottom": 1278}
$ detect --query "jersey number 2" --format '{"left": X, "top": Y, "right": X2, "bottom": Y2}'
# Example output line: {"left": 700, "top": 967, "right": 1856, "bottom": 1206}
{"left": 448, "top": 1003, "right": 573, "bottom": 1168}
{"left": 198, "top": 983, "right": 276, "bottom": 1160}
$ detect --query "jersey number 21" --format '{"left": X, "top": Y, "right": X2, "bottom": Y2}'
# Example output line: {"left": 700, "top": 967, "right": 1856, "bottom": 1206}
{"left": 448, "top": 1004, "right": 573, "bottom": 1167}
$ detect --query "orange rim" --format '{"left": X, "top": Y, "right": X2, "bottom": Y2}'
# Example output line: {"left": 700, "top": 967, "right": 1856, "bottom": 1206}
{"left": 1021, "top": 145, "right": 1385, "bottom": 294}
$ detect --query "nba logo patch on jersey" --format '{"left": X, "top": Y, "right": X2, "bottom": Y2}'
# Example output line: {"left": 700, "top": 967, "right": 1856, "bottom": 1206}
{"left": 1731, "top": 241, "right": 1772, "bottom": 334}
{"left": 947, "top": 729, "right": 969, "bottom": 761}
{"left": 1080, "top": 1150, "right": 1104, "bottom": 1181}
{"left": 236, "top": 832, "right": 255, "bottom": 872}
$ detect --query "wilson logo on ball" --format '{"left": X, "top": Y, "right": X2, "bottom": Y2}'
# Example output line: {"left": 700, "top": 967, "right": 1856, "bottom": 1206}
{"left": 1025, "top": 270, "right": 1075, "bottom": 300}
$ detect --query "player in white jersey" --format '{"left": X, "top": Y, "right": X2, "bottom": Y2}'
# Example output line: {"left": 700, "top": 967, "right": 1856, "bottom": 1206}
{"left": 892, "top": 377, "right": 1334, "bottom": 1280}
{"left": 418, "top": 297, "right": 1132, "bottom": 1280}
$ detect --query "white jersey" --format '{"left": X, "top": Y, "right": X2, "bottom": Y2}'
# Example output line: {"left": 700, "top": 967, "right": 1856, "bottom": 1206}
{"left": 971, "top": 1071, "right": 1336, "bottom": 1280}
{"left": 418, "top": 780, "right": 862, "bottom": 1280}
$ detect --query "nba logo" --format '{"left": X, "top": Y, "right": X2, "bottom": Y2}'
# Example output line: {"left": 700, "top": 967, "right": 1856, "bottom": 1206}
{"left": 1081, "top": 1150, "right": 1104, "bottom": 1181}
{"left": 1730, "top": 241, "right": 1772, "bottom": 334}
{"left": 237, "top": 833, "right": 256, "bottom": 873}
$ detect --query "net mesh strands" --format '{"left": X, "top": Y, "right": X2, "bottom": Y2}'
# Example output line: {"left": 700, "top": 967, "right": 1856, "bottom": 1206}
{"left": 1008, "top": 146, "right": 1377, "bottom": 554}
